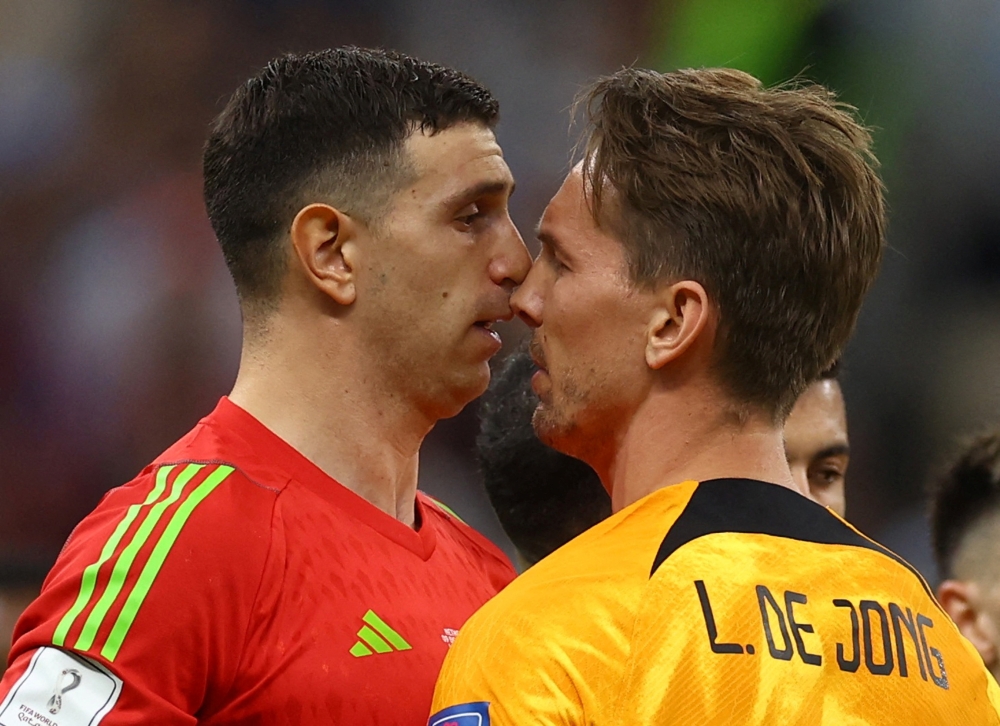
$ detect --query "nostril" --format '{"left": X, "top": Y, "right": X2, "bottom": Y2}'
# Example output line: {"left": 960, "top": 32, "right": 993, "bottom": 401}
{"left": 513, "top": 305, "right": 540, "bottom": 329}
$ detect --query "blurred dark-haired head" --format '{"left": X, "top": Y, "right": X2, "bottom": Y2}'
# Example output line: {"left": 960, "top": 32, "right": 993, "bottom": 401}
{"left": 931, "top": 430, "right": 1000, "bottom": 678}
{"left": 931, "top": 431, "right": 1000, "bottom": 581}
{"left": 477, "top": 346, "right": 611, "bottom": 566}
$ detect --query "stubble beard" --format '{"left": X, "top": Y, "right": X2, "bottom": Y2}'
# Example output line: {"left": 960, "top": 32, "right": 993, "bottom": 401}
{"left": 531, "top": 372, "right": 590, "bottom": 460}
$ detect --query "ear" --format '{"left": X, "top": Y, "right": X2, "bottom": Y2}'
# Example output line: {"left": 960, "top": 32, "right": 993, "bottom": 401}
{"left": 645, "top": 280, "right": 711, "bottom": 371}
{"left": 938, "top": 579, "right": 998, "bottom": 667}
{"left": 289, "top": 203, "right": 359, "bottom": 306}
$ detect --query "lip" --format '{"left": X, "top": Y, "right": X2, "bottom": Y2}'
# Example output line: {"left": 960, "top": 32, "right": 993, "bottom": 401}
{"left": 530, "top": 368, "right": 548, "bottom": 396}
{"left": 472, "top": 321, "right": 503, "bottom": 355}
{"left": 528, "top": 338, "right": 548, "bottom": 373}
{"left": 474, "top": 306, "right": 514, "bottom": 327}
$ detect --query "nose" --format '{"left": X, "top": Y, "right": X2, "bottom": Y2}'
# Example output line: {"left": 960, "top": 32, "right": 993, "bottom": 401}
{"left": 789, "top": 464, "right": 810, "bottom": 497}
{"left": 510, "top": 264, "right": 542, "bottom": 329}
{"left": 489, "top": 217, "right": 532, "bottom": 289}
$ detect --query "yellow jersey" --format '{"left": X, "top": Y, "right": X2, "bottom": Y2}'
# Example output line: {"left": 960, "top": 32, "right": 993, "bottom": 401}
{"left": 430, "top": 478, "right": 1000, "bottom": 725}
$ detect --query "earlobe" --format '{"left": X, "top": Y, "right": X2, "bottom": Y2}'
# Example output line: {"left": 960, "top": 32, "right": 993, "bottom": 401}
{"left": 289, "top": 203, "right": 358, "bottom": 306}
{"left": 645, "top": 281, "right": 710, "bottom": 370}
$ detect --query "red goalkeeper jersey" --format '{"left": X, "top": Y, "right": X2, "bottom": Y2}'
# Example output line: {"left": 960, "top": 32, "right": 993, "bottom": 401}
{"left": 0, "top": 397, "right": 515, "bottom": 725}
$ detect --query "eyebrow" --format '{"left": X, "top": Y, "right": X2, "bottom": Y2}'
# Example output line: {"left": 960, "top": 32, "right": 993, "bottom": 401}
{"left": 536, "top": 228, "right": 562, "bottom": 255}
{"left": 442, "top": 179, "right": 514, "bottom": 210}
{"left": 813, "top": 444, "right": 850, "bottom": 460}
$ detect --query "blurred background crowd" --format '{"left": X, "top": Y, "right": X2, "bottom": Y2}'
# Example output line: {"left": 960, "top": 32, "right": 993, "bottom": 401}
{"left": 1, "top": 0, "right": 999, "bottom": 628}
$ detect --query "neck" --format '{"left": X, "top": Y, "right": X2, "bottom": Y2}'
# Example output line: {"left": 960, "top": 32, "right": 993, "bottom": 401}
{"left": 604, "top": 387, "right": 805, "bottom": 513}
{"left": 229, "top": 316, "right": 434, "bottom": 527}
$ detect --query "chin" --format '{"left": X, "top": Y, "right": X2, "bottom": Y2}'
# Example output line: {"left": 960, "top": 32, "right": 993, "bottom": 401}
{"left": 532, "top": 404, "right": 575, "bottom": 454}
{"left": 433, "top": 367, "right": 490, "bottom": 420}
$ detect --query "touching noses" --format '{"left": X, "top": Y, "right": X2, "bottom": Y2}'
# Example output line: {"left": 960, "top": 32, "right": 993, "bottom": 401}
{"left": 489, "top": 219, "right": 532, "bottom": 291}
{"left": 511, "top": 266, "right": 542, "bottom": 329}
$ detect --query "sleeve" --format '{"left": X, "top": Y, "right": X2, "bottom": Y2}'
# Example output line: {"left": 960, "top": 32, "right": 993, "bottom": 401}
{"left": 0, "top": 462, "right": 279, "bottom": 725}
{"left": 429, "top": 583, "right": 625, "bottom": 726}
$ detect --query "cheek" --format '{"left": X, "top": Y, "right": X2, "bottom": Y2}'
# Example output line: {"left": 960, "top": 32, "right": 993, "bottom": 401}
{"left": 546, "top": 296, "right": 648, "bottom": 397}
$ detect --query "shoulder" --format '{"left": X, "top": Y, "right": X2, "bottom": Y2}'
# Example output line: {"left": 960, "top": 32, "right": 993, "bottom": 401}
{"left": 451, "top": 487, "right": 688, "bottom": 667}
{"left": 65, "top": 459, "right": 284, "bottom": 557}
{"left": 433, "top": 498, "right": 678, "bottom": 725}
{"left": 649, "top": 478, "right": 929, "bottom": 588}
{"left": 17, "top": 461, "right": 285, "bottom": 657}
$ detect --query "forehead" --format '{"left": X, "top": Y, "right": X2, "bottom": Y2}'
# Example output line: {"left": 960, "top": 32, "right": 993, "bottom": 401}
{"left": 401, "top": 122, "right": 512, "bottom": 200}
{"left": 785, "top": 380, "right": 848, "bottom": 446}
{"left": 539, "top": 165, "right": 624, "bottom": 264}
{"left": 953, "top": 511, "right": 1000, "bottom": 585}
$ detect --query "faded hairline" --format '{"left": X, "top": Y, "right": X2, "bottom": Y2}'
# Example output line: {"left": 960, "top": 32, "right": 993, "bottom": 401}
{"left": 239, "top": 140, "right": 418, "bottom": 331}
{"left": 950, "top": 509, "right": 1000, "bottom": 585}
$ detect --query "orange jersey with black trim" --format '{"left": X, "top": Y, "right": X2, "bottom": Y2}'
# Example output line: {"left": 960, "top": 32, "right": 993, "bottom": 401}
{"left": 431, "top": 478, "right": 1000, "bottom": 725}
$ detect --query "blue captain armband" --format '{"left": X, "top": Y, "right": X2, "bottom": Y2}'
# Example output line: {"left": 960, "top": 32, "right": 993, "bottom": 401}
{"left": 428, "top": 701, "right": 491, "bottom": 726}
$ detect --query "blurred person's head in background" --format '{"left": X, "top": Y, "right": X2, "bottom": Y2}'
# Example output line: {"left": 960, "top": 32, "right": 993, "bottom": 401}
{"left": 479, "top": 350, "right": 849, "bottom": 567}
{"left": 932, "top": 430, "right": 1000, "bottom": 679}
{"left": 784, "top": 361, "right": 849, "bottom": 516}
{"left": 0, "top": 561, "right": 48, "bottom": 664}
{"left": 477, "top": 344, "right": 611, "bottom": 568}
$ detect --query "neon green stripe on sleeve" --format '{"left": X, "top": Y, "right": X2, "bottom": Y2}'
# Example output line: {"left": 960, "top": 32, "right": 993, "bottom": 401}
{"left": 52, "top": 465, "right": 175, "bottom": 647}
{"left": 101, "top": 465, "right": 234, "bottom": 661}
{"left": 73, "top": 463, "right": 205, "bottom": 651}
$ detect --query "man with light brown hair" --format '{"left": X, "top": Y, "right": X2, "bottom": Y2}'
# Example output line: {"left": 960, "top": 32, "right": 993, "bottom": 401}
{"left": 430, "top": 68, "right": 1000, "bottom": 725}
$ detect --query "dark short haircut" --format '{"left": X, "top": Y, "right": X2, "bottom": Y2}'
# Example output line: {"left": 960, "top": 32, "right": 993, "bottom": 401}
{"left": 203, "top": 47, "right": 499, "bottom": 316}
{"left": 577, "top": 68, "right": 886, "bottom": 421}
{"left": 930, "top": 431, "right": 1000, "bottom": 580}
{"left": 477, "top": 346, "right": 611, "bottom": 566}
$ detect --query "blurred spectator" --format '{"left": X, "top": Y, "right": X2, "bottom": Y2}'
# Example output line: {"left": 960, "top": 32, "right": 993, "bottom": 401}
{"left": 476, "top": 346, "right": 610, "bottom": 569}
{"left": 931, "top": 430, "right": 1000, "bottom": 679}
{"left": 784, "top": 363, "right": 849, "bottom": 517}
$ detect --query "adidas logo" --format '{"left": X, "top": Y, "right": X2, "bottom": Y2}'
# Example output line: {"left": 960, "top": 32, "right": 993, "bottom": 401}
{"left": 349, "top": 610, "right": 412, "bottom": 657}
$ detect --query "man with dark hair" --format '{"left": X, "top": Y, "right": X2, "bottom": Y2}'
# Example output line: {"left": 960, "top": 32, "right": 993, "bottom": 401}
{"left": 1, "top": 48, "right": 530, "bottom": 724}
{"left": 432, "top": 68, "right": 1000, "bottom": 724}
{"left": 478, "top": 356, "right": 848, "bottom": 569}
{"left": 932, "top": 431, "right": 1000, "bottom": 680}
{"left": 784, "top": 362, "right": 850, "bottom": 517}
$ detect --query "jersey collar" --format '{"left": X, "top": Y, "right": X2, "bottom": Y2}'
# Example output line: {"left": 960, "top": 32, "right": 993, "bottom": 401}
{"left": 204, "top": 397, "right": 437, "bottom": 560}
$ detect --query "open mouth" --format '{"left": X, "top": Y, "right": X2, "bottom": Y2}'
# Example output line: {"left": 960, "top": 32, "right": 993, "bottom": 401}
{"left": 474, "top": 319, "right": 502, "bottom": 344}
{"left": 528, "top": 338, "right": 547, "bottom": 372}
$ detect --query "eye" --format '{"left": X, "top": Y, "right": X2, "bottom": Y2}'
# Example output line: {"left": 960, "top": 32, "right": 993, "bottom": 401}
{"left": 455, "top": 203, "right": 485, "bottom": 229}
{"left": 539, "top": 243, "right": 569, "bottom": 274}
{"left": 808, "top": 461, "right": 846, "bottom": 488}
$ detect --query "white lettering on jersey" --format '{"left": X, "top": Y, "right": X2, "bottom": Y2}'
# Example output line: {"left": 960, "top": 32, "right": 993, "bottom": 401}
{"left": 0, "top": 647, "right": 122, "bottom": 726}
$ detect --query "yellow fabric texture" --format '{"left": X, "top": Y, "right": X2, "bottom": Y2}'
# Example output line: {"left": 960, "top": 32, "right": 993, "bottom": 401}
{"left": 432, "top": 479, "right": 1000, "bottom": 725}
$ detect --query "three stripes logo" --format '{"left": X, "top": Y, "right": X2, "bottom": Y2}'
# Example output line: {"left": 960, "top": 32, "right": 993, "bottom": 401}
{"left": 51, "top": 463, "right": 233, "bottom": 662}
{"left": 349, "top": 610, "right": 412, "bottom": 657}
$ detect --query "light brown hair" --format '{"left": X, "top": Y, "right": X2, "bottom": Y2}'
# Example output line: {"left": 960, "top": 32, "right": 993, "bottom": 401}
{"left": 577, "top": 67, "right": 886, "bottom": 420}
